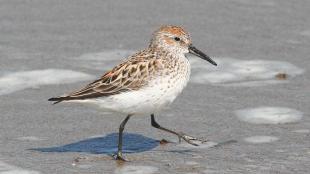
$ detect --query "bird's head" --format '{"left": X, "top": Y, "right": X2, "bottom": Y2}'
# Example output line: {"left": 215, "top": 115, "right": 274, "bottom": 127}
{"left": 150, "top": 25, "right": 217, "bottom": 66}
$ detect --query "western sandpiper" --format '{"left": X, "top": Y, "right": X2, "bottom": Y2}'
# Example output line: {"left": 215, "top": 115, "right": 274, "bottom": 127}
{"left": 49, "top": 25, "right": 217, "bottom": 161}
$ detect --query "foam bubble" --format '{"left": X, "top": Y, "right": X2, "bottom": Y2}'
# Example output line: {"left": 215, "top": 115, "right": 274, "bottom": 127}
{"left": 16, "top": 136, "right": 44, "bottom": 141}
{"left": 203, "top": 169, "right": 218, "bottom": 174}
{"left": 190, "top": 57, "right": 304, "bottom": 86}
{"left": 244, "top": 136, "right": 279, "bottom": 144}
{"left": 292, "top": 129, "right": 310, "bottom": 133}
{"left": 71, "top": 50, "right": 134, "bottom": 70}
{"left": 300, "top": 30, "right": 310, "bottom": 37}
{"left": 115, "top": 165, "right": 158, "bottom": 174}
{"left": 235, "top": 107, "right": 303, "bottom": 124}
{"left": 185, "top": 161, "right": 200, "bottom": 166}
{"left": 76, "top": 164, "right": 92, "bottom": 169}
{"left": 77, "top": 50, "right": 134, "bottom": 61}
{"left": 233, "top": 0, "right": 276, "bottom": 7}
{"left": 0, "top": 69, "right": 94, "bottom": 96}
{"left": 178, "top": 141, "right": 218, "bottom": 149}
{"left": 0, "top": 161, "right": 40, "bottom": 174}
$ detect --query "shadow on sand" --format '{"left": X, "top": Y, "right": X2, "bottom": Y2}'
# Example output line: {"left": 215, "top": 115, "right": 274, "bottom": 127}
{"left": 30, "top": 133, "right": 159, "bottom": 154}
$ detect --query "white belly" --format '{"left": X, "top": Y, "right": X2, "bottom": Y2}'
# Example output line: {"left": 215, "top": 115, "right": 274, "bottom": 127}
{"left": 78, "top": 57, "right": 191, "bottom": 115}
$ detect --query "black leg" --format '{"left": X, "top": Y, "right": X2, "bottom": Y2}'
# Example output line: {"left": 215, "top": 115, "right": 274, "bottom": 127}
{"left": 115, "top": 114, "right": 131, "bottom": 161}
{"left": 151, "top": 114, "right": 207, "bottom": 146}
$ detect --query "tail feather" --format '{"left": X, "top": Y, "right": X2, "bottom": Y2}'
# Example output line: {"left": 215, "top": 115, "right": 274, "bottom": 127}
{"left": 48, "top": 96, "right": 68, "bottom": 104}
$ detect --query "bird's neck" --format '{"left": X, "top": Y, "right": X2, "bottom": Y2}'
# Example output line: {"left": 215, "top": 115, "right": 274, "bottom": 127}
{"left": 150, "top": 45, "right": 185, "bottom": 58}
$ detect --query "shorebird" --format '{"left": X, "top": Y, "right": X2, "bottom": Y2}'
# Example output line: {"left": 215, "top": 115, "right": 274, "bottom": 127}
{"left": 48, "top": 25, "right": 217, "bottom": 161}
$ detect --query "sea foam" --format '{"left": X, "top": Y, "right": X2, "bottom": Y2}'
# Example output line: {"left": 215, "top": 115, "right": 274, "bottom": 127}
{"left": 0, "top": 69, "right": 94, "bottom": 95}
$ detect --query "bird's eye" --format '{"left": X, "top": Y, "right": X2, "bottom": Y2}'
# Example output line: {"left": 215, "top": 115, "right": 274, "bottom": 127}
{"left": 174, "top": 37, "right": 181, "bottom": 41}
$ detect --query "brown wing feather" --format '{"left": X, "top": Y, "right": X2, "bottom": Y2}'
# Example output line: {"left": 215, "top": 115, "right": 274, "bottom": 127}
{"left": 48, "top": 49, "right": 162, "bottom": 103}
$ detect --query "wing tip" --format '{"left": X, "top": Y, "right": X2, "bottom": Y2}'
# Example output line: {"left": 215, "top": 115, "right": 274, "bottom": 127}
{"left": 48, "top": 97, "right": 63, "bottom": 104}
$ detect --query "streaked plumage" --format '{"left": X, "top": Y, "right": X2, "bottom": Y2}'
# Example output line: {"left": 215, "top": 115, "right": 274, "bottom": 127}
{"left": 48, "top": 25, "right": 217, "bottom": 161}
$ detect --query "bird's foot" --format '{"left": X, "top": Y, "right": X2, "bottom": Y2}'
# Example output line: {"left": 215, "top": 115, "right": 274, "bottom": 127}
{"left": 113, "top": 152, "right": 128, "bottom": 162}
{"left": 178, "top": 132, "right": 208, "bottom": 146}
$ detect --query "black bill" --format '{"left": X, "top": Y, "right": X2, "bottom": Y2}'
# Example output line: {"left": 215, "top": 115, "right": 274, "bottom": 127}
{"left": 189, "top": 45, "right": 217, "bottom": 66}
